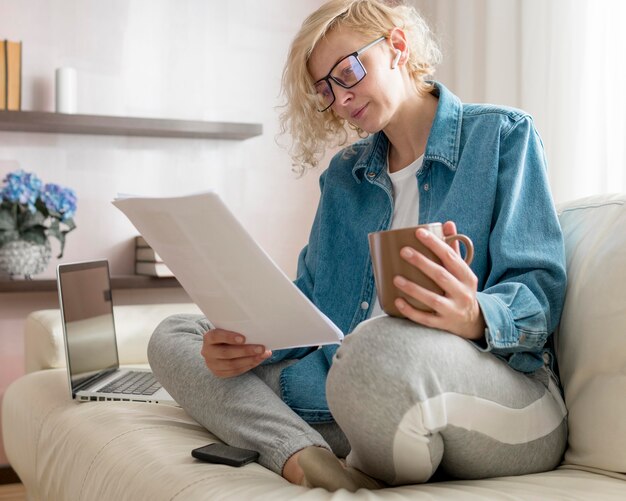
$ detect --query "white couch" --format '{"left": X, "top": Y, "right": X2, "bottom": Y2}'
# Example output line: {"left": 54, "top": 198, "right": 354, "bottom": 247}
{"left": 3, "top": 193, "right": 626, "bottom": 500}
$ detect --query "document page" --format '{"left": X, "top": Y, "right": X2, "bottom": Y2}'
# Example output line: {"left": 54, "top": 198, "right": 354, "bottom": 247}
{"left": 113, "top": 192, "right": 343, "bottom": 350}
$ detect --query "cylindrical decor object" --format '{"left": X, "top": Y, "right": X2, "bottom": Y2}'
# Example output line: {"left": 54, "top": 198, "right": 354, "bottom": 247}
{"left": 55, "top": 67, "right": 77, "bottom": 113}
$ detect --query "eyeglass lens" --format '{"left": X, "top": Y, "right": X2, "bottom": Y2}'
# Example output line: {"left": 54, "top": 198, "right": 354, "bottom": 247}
{"left": 314, "top": 55, "right": 366, "bottom": 111}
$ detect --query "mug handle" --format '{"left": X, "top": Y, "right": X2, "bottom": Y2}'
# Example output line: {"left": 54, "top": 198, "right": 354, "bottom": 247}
{"left": 444, "top": 234, "right": 474, "bottom": 265}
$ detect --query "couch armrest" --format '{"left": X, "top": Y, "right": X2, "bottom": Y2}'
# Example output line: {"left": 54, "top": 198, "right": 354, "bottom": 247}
{"left": 24, "top": 303, "right": 201, "bottom": 373}
{"left": 556, "top": 193, "right": 626, "bottom": 475}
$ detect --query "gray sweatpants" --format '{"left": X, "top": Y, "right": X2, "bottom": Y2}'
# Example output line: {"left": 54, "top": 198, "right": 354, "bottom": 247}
{"left": 148, "top": 314, "right": 567, "bottom": 485}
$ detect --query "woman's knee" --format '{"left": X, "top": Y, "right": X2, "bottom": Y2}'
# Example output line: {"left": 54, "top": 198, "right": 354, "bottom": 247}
{"left": 147, "top": 315, "right": 175, "bottom": 370}
{"left": 327, "top": 316, "right": 480, "bottom": 407}
{"left": 333, "top": 316, "right": 466, "bottom": 373}
{"left": 147, "top": 313, "right": 206, "bottom": 370}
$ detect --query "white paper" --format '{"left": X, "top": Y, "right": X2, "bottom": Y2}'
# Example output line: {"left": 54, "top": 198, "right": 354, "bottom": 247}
{"left": 113, "top": 192, "right": 343, "bottom": 350}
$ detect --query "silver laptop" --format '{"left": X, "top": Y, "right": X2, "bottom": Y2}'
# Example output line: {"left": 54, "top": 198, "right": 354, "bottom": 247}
{"left": 56, "top": 260, "right": 176, "bottom": 405}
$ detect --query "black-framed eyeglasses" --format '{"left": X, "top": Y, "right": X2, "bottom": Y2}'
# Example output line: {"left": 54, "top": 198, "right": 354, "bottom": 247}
{"left": 313, "top": 36, "right": 386, "bottom": 112}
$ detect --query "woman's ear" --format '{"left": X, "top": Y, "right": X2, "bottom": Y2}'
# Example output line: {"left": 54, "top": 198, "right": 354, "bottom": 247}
{"left": 388, "top": 27, "right": 408, "bottom": 68}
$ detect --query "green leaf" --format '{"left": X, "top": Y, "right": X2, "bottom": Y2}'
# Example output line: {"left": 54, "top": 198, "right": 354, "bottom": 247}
{"left": 56, "top": 232, "right": 66, "bottom": 258}
{"left": 21, "top": 229, "right": 47, "bottom": 246}
{"left": 49, "top": 218, "right": 60, "bottom": 233}
{"left": 0, "top": 229, "right": 19, "bottom": 246}
{"left": 55, "top": 218, "right": 76, "bottom": 257}
{"left": 0, "top": 208, "right": 16, "bottom": 231}
{"left": 34, "top": 198, "right": 49, "bottom": 217}
{"left": 46, "top": 223, "right": 59, "bottom": 239}
{"left": 43, "top": 223, "right": 65, "bottom": 258}
{"left": 20, "top": 210, "right": 46, "bottom": 230}
{"left": 61, "top": 217, "right": 77, "bottom": 233}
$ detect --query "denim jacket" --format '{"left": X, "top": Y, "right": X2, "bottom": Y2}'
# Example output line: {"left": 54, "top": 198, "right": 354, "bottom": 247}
{"left": 267, "top": 82, "right": 567, "bottom": 424}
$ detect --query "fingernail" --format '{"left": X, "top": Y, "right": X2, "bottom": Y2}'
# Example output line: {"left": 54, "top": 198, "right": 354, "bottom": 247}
{"left": 254, "top": 346, "right": 263, "bottom": 354}
{"left": 417, "top": 229, "right": 429, "bottom": 238}
{"left": 401, "top": 247, "right": 414, "bottom": 258}
{"left": 396, "top": 299, "right": 405, "bottom": 309}
{"left": 395, "top": 276, "right": 406, "bottom": 286}
{"left": 235, "top": 336, "right": 244, "bottom": 344}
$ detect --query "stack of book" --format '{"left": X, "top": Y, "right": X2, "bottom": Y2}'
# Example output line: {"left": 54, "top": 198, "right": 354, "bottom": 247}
{"left": 134, "top": 235, "right": 174, "bottom": 277}
{"left": 1, "top": 40, "right": 22, "bottom": 110}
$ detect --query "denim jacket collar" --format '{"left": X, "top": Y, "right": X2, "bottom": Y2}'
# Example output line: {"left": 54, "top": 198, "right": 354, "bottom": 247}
{"left": 352, "top": 82, "right": 462, "bottom": 184}
{"left": 351, "top": 132, "right": 389, "bottom": 184}
{"left": 424, "top": 83, "right": 463, "bottom": 171}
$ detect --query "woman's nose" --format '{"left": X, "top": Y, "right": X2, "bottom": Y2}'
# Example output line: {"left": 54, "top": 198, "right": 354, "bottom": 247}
{"left": 332, "top": 84, "right": 353, "bottom": 107}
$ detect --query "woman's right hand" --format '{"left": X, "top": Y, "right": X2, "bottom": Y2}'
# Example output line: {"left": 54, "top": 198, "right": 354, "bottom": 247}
{"left": 201, "top": 328, "right": 272, "bottom": 378}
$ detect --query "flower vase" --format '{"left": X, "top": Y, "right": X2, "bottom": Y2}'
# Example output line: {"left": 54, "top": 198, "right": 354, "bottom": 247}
{"left": 0, "top": 240, "right": 52, "bottom": 279}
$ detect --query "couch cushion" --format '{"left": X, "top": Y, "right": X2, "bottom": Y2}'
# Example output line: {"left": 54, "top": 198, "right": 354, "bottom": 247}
{"left": 556, "top": 193, "right": 626, "bottom": 474}
{"left": 25, "top": 303, "right": 201, "bottom": 373}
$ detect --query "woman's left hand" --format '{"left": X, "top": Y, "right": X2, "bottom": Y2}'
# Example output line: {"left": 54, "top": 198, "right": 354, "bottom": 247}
{"left": 393, "top": 221, "right": 486, "bottom": 341}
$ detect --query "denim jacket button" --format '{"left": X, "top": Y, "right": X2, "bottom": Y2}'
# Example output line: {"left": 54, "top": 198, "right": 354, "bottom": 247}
{"left": 423, "top": 183, "right": 430, "bottom": 191}
{"left": 360, "top": 301, "right": 369, "bottom": 310}
{"left": 367, "top": 172, "right": 375, "bottom": 178}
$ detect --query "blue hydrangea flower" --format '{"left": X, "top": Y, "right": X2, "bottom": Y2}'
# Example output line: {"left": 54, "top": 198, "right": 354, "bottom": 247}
{"left": 1, "top": 170, "right": 43, "bottom": 212}
{"left": 1, "top": 169, "right": 77, "bottom": 257}
{"left": 42, "top": 183, "right": 78, "bottom": 221}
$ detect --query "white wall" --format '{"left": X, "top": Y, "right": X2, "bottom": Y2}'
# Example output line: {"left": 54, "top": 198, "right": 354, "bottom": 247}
{"left": 0, "top": 0, "right": 328, "bottom": 467}
{"left": 0, "top": 0, "right": 327, "bottom": 277}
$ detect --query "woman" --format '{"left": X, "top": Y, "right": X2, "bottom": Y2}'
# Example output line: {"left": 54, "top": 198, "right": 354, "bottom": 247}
{"left": 148, "top": 0, "right": 568, "bottom": 491}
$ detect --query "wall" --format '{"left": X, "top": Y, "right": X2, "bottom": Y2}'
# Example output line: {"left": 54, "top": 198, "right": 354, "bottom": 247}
{"left": 0, "top": 0, "right": 328, "bottom": 467}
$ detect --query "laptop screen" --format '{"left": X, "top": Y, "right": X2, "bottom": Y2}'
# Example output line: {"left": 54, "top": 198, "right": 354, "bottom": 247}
{"left": 57, "top": 260, "right": 120, "bottom": 391}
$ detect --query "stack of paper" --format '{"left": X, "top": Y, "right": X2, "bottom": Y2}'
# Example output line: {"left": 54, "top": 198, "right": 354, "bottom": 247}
{"left": 113, "top": 192, "right": 343, "bottom": 350}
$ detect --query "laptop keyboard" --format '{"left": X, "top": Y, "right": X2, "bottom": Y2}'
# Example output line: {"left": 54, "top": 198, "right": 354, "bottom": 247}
{"left": 99, "top": 371, "right": 161, "bottom": 396}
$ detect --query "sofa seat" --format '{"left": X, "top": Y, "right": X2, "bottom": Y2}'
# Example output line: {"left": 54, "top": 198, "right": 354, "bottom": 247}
{"left": 5, "top": 369, "right": 625, "bottom": 501}
{"left": 3, "top": 194, "right": 626, "bottom": 499}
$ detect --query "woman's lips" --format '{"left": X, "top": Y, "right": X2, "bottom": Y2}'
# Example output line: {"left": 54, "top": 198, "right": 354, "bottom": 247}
{"left": 351, "top": 104, "right": 367, "bottom": 119}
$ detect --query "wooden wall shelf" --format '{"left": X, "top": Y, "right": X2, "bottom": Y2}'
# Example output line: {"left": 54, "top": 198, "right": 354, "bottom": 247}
{"left": 0, "top": 275, "right": 181, "bottom": 293}
{"left": 0, "top": 110, "right": 262, "bottom": 140}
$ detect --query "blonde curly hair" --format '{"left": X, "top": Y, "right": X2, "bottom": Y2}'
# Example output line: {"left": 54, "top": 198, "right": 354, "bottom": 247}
{"left": 278, "top": 0, "right": 441, "bottom": 175}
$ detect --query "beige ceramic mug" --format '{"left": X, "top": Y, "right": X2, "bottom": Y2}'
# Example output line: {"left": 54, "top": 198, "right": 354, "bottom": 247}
{"left": 368, "top": 223, "right": 474, "bottom": 317}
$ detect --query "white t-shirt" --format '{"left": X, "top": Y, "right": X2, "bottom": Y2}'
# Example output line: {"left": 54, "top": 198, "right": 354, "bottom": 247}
{"left": 369, "top": 154, "right": 423, "bottom": 318}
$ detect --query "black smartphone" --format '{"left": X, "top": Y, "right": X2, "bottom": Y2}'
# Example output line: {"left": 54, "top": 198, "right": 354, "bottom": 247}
{"left": 191, "top": 443, "right": 260, "bottom": 467}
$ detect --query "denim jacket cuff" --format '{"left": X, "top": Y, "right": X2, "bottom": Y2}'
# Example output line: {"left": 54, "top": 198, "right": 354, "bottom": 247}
{"left": 475, "top": 292, "right": 519, "bottom": 351}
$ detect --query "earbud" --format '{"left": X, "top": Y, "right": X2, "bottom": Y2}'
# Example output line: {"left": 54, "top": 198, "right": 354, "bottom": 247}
{"left": 391, "top": 49, "right": 402, "bottom": 69}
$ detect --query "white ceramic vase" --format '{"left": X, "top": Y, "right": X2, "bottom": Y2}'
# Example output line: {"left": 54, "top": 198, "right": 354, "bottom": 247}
{"left": 0, "top": 240, "right": 52, "bottom": 279}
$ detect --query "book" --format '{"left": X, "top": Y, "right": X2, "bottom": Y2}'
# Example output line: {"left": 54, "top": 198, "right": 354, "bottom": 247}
{"left": 134, "top": 234, "right": 166, "bottom": 272}
{"left": 0, "top": 40, "right": 6, "bottom": 110}
{"left": 113, "top": 191, "right": 343, "bottom": 350}
{"left": 6, "top": 40, "right": 21, "bottom": 111}
{"left": 135, "top": 261, "right": 174, "bottom": 277}
{"left": 136, "top": 247, "right": 163, "bottom": 262}
{"left": 135, "top": 235, "right": 150, "bottom": 248}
